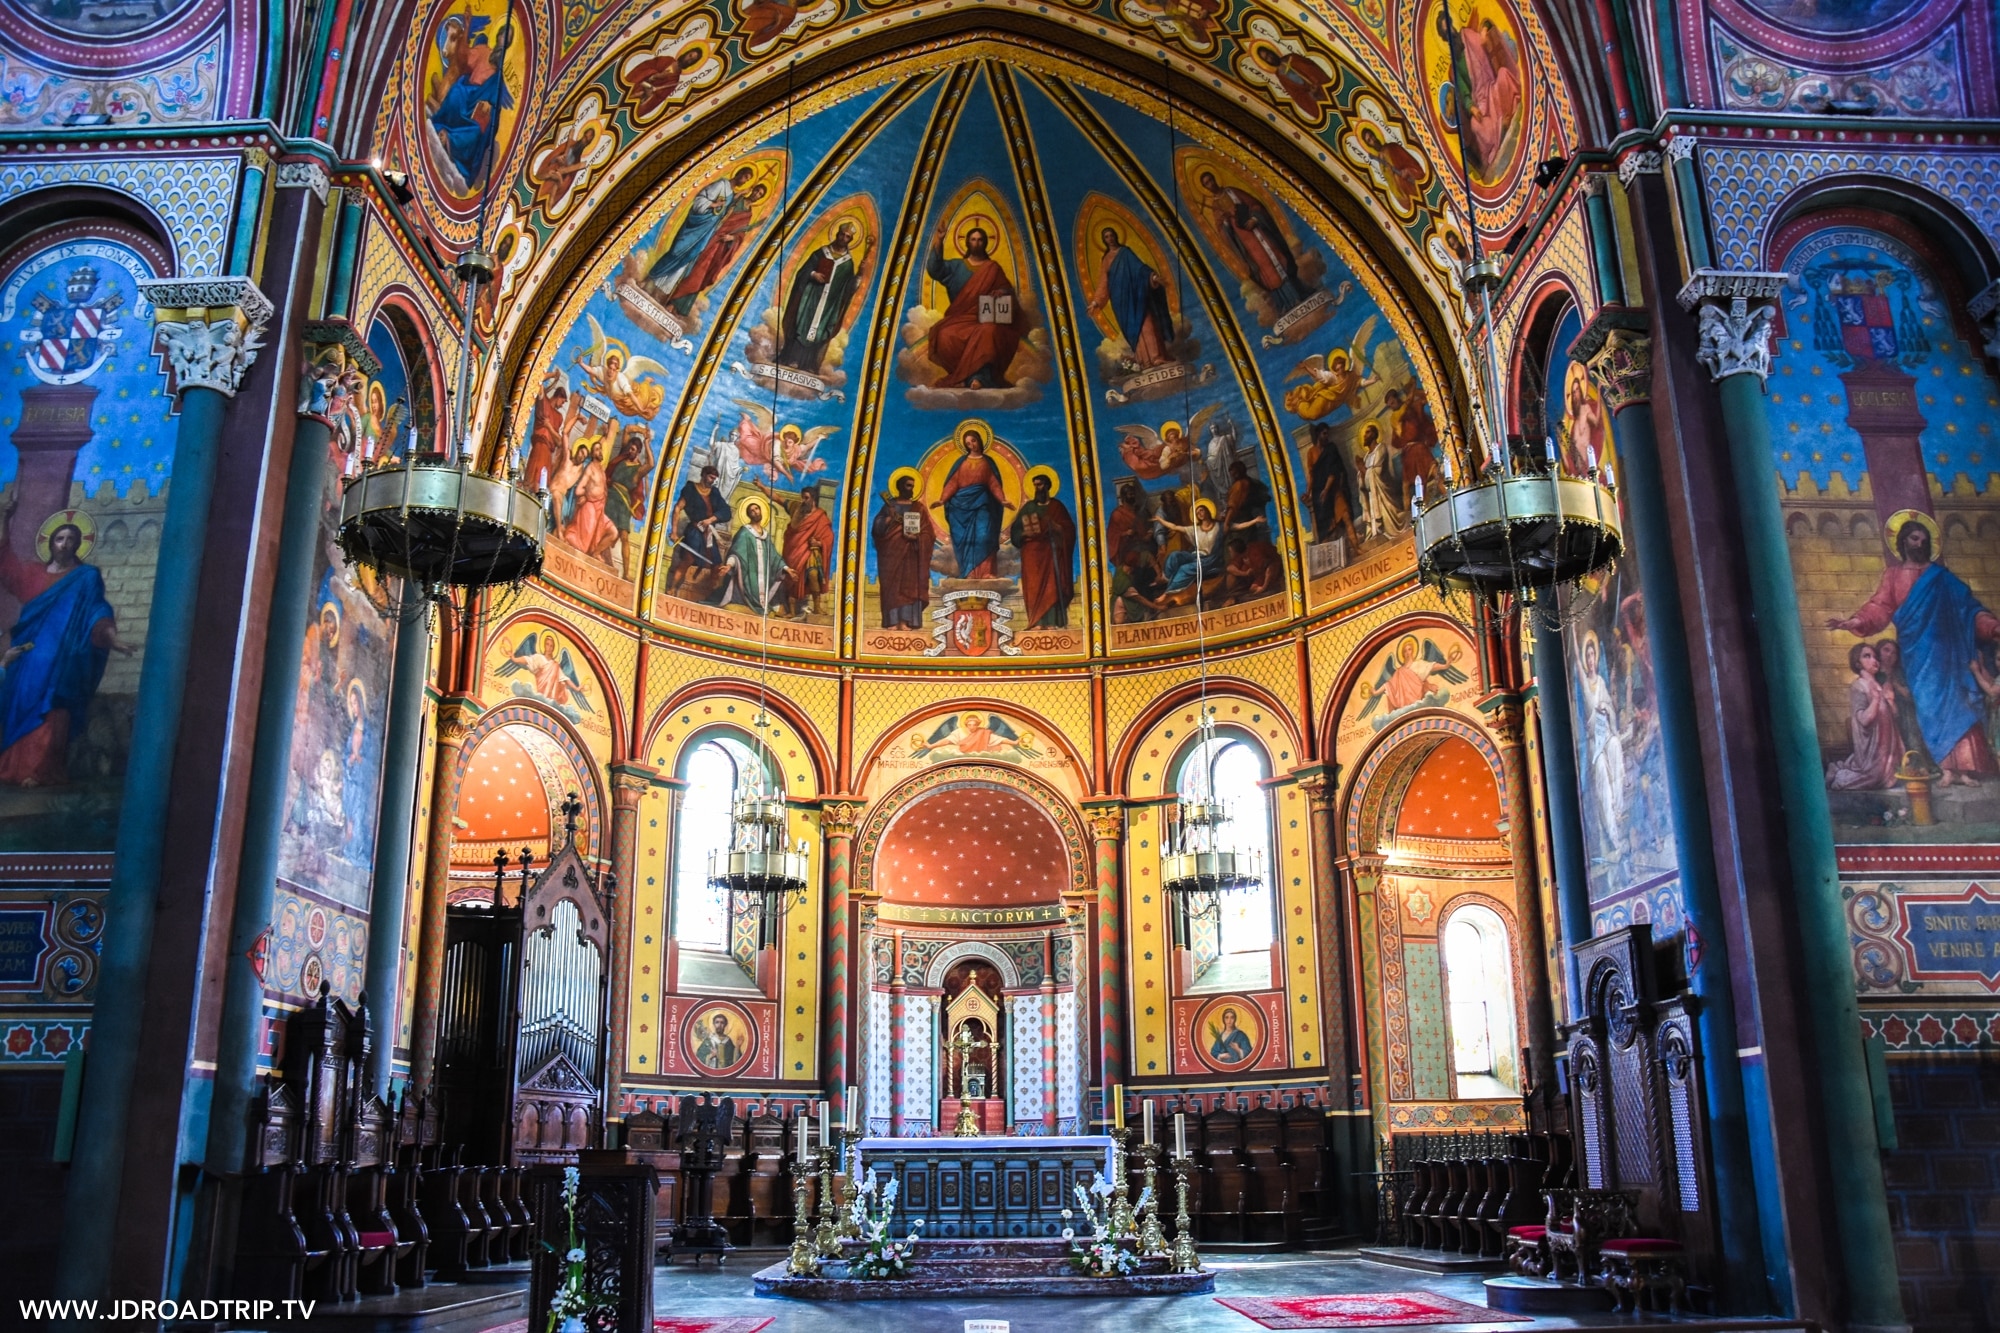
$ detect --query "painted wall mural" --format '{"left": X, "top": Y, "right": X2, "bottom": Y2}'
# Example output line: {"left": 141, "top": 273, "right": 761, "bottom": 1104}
{"left": 1767, "top": 215, "right": 2000, "bottom": 845}
{"left": 1542, "top": 307, "right": 1680, "bottom": 933}
{"left": 508, "top": 55, "right": 1442, "bottom": 661}
{"left": 1690, "top": 0, "right": 1997, "bottom": 119}
{"left": 276, "top": 322, "right": 404, "bottom": 913}
{"left": 0, "top": 229, "right": 172, "bottom": 851}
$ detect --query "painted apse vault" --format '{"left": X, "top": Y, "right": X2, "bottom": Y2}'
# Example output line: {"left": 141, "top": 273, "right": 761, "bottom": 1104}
{"left": 509, "top": 57, "right": 1455, "bottom": 666}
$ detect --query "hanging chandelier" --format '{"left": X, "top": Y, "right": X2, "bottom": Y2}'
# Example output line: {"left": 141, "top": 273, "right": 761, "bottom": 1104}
{"left": 337, "top": 250, "right": 548, "bottom": 593}
{"left": 708, "top": 783, "right": 810, "bottom": 948}
{"left": 1411, "top": 34, "right": 1620, "bottom": 608}
{"left": 1161, "top": 719, "right": 1264, "bottom": 920}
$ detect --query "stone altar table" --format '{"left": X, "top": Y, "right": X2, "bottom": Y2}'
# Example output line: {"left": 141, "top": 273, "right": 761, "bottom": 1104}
{"left": 853, "top": 1135, "right": 1115, "bottom": 1238}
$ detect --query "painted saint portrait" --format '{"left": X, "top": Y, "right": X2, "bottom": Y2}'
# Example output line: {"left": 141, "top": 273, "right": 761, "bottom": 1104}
{"left": 896, "top": 181, "right": 1052, "bottom": 410}
{"left": 496, "top": 629, "right": 597, "bottom": 723}
{"left": 906, "top": 712, "right": 1044, "bottom": 764}
{"left": 686, "top": 1002, "right": 755, "bottom": 1076}
{"left": 613, "top": 151, "right": 786, "bottom": 350}
{"left": 734, "top": 195, "right": 879, "bottom": 400}
{"left": 1192, "top": 995, "right": 1267, "bottom": 1072}
{"left": 418, "top": 0, "right": 527, "bottom": 200}
{"left": 1073, "top": 194, "right": 1214, "bottom": 404}
{"left": 1420, "top": 0, "right": 1531, "bottom": 196}
{"left": 1355, "top": 634, "right": 1469, "bottom": 731}
{"left": 1176, "top": 148, "right": 1334, "bottom": 345}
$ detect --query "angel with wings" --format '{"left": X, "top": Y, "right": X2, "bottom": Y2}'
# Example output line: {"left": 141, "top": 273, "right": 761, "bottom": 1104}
{"left": 1356, "top": 635, "right": 1469, "bottom": 726}
{"left": 910, "top": 711, "right": 1041, "bottom": 762}
{"left": 497, "top": 631, "right": 596, "bottom": 721}
{"left": 1282, "top": 313, "right": 1379, "bottom": 421}
{"left": 727, "top": 399, "right": 838, "bottom": 485}
{"left": 575, "top": 314, "right": 669, "bottom": 419}
{"left": 1116, "top": 402, "right": 1224, "bottom": 481}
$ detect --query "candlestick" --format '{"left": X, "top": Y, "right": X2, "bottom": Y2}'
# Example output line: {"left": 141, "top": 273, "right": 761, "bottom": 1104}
{"left": 1109, "top": 1129, "right": 1135, "bottom": 1239}
{"left": 813, "top": 1142, "right": 842, "bottom": 1259}
{"left": 1113, "top": 1083, "right": 1125, "bottom": 1130}
{"left": 1143, "top": 1099, "right": 1154, "bottom": 1146}
{"left": 1169, "top": 1152, "right": 1200, "bottom": 1274}
{"left": 1138, "top": 1142, "right": 1167, "bottom": 1258}
{"left": 787, "top": 1152, "right": 819, "bottom": 1275}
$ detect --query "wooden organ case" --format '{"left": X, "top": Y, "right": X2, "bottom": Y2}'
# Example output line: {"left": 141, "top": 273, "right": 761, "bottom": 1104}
{"left": 436, "top": 801, "right": 613, "bottom": 1167}
{"left": 1564, "top": 925, "right": 1717, "bottom": 1293}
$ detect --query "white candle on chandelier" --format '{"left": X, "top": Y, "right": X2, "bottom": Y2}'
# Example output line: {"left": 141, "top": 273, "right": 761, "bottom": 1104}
{"left": 537, "top": 467, "right": 548, "bottom": 492}
{"left": 1545, "top": 435, "right": 1558, "bottom": 469}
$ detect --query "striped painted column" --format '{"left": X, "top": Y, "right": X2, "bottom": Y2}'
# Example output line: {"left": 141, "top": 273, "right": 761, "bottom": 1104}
{"left": 409, "top": 698, "right": 480, "bottom": 1094}
{"left": 822, "top": 802, "right": 861, "bottom": 1121}
{"left": 1040, "top": 977, "right": 1057, "bottom": 1133}
{"left": 1085, "top": 803, "right": 1124, "bottom": 1091}
{"left": 889, "top": 928, "right": 905, "bottom": 1137}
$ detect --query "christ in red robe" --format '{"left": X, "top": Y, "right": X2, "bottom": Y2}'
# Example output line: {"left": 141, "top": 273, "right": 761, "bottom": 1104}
{"left": 924, "top": 223, "right": 1026, "bottom": 389}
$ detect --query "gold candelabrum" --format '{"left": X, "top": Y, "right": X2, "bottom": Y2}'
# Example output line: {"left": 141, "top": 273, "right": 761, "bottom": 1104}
{"left": 813, "top": 1143, "right": 844, "bottom": 1259}
{"left": 1107, "top": 1129, "right": 1136, "bottom": 1240}
{"left": 835, "top": 1124, "right": 863, "bottom": 1241}
{"left": 787, "top": 1157, "right": 820, "bottom": 1275}
{"left": 1169, "top": 1152, "right": 1201, "bottom": 1274}
{"left": 1137, "top": 1142, "right": 1168, "bottom": 1257}
{"left": 949, "top": 1024, "right": 994, "bottom": 1137}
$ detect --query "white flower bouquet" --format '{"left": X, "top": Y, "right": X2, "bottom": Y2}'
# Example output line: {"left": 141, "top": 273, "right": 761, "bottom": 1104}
{"left": 1063, "top": 1176, "right": 1139, "bottom": 1277}
{"left": 846, "top": 1168, "right": 923, "bottom": 1278}
{"left": 544, "top": 1166, "right": 596, "bottom": 1333}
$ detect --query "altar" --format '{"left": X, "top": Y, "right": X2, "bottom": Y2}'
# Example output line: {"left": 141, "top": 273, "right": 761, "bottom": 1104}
{"left": 854, "top": 1135, "right": 1116, "bottom": 1238}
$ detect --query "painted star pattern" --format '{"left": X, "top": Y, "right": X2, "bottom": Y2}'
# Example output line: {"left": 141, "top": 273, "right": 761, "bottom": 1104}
{"left": 877, "top": 786, "right": 1065, "bottom": 906}
{"left": 1394, "top": 737, "right": 1501, "bottom": 841}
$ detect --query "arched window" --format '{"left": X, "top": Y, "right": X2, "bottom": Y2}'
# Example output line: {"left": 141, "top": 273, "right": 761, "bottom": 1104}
{"left": 671, "top": 735, "right": 768, "bottom": 953}
{"left": 1174, "top": 731, "right": 1275, "bottom": 990}
{"left": 1441, "top": 903, "right": 1518, "bottom": 1098}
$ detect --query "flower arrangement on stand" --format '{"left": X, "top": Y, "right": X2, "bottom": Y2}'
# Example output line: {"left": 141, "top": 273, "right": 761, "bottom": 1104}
{"left": 1063, "top": 1175, "right": 1139, "bottom": 1277}
{"left": 845, "top": 1168, "right": 924, "bottom": 1278}
{"left": 544, "top": 1166, "right": 595, "bottom": 1333}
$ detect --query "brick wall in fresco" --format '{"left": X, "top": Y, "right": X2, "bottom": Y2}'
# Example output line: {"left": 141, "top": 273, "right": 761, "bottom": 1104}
{"left": 1880, "top": 1055, "right": 2000, "bottom": 1331}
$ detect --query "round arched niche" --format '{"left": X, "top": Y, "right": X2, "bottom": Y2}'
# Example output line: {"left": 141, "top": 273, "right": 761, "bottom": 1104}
{"left": 873, "top": 780, "right": 1069, "bottom": 908}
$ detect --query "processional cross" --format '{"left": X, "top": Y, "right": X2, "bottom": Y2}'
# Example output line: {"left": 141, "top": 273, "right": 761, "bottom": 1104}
{"left": 949, "top": 1021, "right": 994, "bottom": 1137}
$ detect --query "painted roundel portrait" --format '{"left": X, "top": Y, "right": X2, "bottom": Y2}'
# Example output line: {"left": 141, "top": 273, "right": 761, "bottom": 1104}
{"left": 418, "top": 0, "right": 530, "bottom": 201}
{"left": 1193, "top": 995, "right": 1267, "bottom": 1072}
{"left": 1417, "top": 0, "right": 1532, "bottom": 199}
{"left": 14, "top": 0, "right": 198, "bottom": 38}
{"left": 684, "top": 1000, "right": 757, "bottom": 1077}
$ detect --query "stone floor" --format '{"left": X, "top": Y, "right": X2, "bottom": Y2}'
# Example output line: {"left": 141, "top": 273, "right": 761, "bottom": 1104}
{"left": 656, "top": 1251, "right": 1806, "bottom": 1333}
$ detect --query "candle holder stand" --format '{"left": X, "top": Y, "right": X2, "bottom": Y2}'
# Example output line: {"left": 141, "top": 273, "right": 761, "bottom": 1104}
{"left": 1137, "top": 1143, "right": 1167, "bottom": 1257}
{"left": 786, "top": 1162, "right": 820, "bottom": 1275}
{"left": 813, "top": 1145, "right": 843, "bottom": 1259}
{"left": 835, "top": 1125, "right": 863, "bottom": 1241}
{"left": 1169, "top": 1152, "right": 1201, "bottom": 1274}
{"left": 1108, "top": 1128, "right": 1136, "bottom": 1239}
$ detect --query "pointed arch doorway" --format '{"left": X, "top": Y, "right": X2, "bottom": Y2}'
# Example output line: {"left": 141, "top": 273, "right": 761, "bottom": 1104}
{"left": 854, "top": 766, "right": 1091, "bottom": 1137}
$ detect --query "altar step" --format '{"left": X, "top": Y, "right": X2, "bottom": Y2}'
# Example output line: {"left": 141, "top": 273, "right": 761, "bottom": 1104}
{"left": 753, "top": 1237, "right": 1217, "bottom": 1299}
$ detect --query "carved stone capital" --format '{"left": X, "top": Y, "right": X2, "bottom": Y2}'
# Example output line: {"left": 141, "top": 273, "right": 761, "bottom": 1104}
{"left": 1695, "top": 297, "right": 1779, "bottom": 385}
{"left": 139, "top": 276, "right": 273, "bottom": 398}
{"left": 1579, "top": 172, "right": 1609, "bottom": 199}
{"left": 1616, "top": 150, "right": 1662, "bottom": 185}
{"left": 1482, "top": 700, "right": 1527, "bottom": 748}
{"left": 274, "top": 160, "right": 331, "bottom": 202}
{"left": 1665, "top": 135, "right": 1697, "bottom": 165}
{"left": 298, "top": 320, "right": 380, "bottom": 420}
{"left": 434, "top": 697, "right": 483, "bottom": 746}
{"left": 1587, "top": 328, "right": 1653, "bottom": 412}
{"left": 822, "top": 800, "right": 864, "bottom": 839}
{"left": 1297, "top": 771, "right": 1338, "bottom": 813}
{"left": 609, "top": 763, "right": 659, "bottom": 804}
{"left": 1085, "top": 804, "right": 1125, "bottom": 842}
{"left": 1675, "top": 268, "right": 1791, "bottom": 313}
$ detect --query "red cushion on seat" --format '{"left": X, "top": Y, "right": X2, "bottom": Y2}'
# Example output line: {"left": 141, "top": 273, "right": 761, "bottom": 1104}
{"left": 1600, "top": 1237, "right": 1684, "bottom": 1254}
{"left": 1507, "top": 1226, "right": 1547, "bottom": 1239}
{"left": 356, "top": 1231, "right": 398, "bottom": 1249}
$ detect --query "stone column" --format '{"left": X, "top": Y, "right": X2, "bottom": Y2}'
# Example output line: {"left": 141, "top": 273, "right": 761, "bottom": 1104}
{"left": 821, "top": 800, "right": 862, "bottom": 1120}
{"left": 1084, "top": 803, "right": 1124, "bottom": 1091}
{"left": 1479, "top": 699, "right": 1558, "bottom": 1091}
{"left": 1528, "top": 631, "right": 1593, "bottom": 1016}
{"left": 408, "top": 697, "right": 481, "bottom": 1095}
{"left": 1682, "top": 269, "right": 1905, "bottom": 1332}
{"left": 1579, "top": 310, "right": 1770, "bottom": 1303}
{"left": 1040, "top": 931, "right": 1057, "bottom": 1133}
{"left": 57, "top": 279, "right": 272, "bottom": 1301}
{"left": 1297, "top": 771, "right": 1350, "bottom": 1099}
{"left": 365, "top": 592, "right": 434, "bottom": 1091}
{"left": 889, "top": 928, "right": 906, "bottom": 1137}
{"left": 603, "top": 763, "right": 656, "bottom": 1115}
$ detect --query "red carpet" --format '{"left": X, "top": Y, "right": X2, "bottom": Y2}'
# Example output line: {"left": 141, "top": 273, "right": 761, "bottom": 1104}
{"left": 481, "top": 1321, "right": 771, "bottom": 1333}
{"left": 480, "top": 1312, "right": 768, "bottom": 1320}
{"left": 1215, "top": 1292, "right": 1531, "bottom": 1329}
